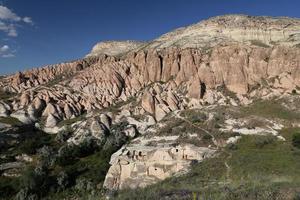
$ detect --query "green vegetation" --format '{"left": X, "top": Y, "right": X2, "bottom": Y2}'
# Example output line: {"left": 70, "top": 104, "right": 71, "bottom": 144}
{"left": 0, "top": 177, "right": 20, "bottom": 198}
{"left": 241, "top": 100, "right": 300, "bottom": 120}
{"left": 58, "top": 114, "right": 86, "bottom": 127}
{"left": 180, "top": 109, "right": 208, "bottom": 123}
{"left": 0, "top": 116, "right": 131, "bottom": 200}
{"left": 44, "top": 73, "right": 73, "bottom": 87}
{"left": 0, "top": 117, "right": 22, "bottom": 126}
{"left": 292, "top": 131, "right": 300, "bottom": 149}
{"left": 0, "top": 90, "right": 16, "bottom": 101}
{"left": 101, "top": 96, "right": 137, "bottom": 115}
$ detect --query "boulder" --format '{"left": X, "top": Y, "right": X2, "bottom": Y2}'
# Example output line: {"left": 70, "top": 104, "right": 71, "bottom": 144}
{"left": 45, "top": 114, "right": 59, "bottom": 128}
{"left": 90, "top": 119, "right": 108, "bottom": 141}
{"left": 20, "top": 93, "right": 30, "bottom": 107}
{"left": 141, "top": 91, "right": 155, "bottom": 114}
{"left": 100, "top": 114, "right": 112, "bottom": 129}
{"left": 155, "top": 104, "right": 167, "bottom": 121}
{"left": 123, "top": 125, "right": 138, "bottom": 138}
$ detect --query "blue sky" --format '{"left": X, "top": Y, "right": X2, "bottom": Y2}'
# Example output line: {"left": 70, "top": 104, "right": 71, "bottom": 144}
{"left": 0, "top": 0, "right": 300, "bottom": 75}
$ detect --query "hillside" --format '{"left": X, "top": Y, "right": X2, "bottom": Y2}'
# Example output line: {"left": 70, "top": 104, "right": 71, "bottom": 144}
{"left": 1, "top": 15, "right": 300, "bottom": 200}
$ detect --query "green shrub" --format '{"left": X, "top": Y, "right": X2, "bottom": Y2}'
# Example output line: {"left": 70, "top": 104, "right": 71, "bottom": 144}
{"left": 202, "top": 134, "right": 212, "bottom": 141}
{"left": 180, "top": 109, "right": 208, "bottom": 123}
{"left": 254, "top": 135, "right": 275, "bottom": 148}
{"left": 0, "top": 117, "right": 22, "bottom": 126}
{"left": 227, "top": 143, "right": 238, "bottom": 150}
{"left": 292, "top": 132, "right": 300, "bottom": 148}
{"left": 0, "top": 177, "right": 20, "bottom": 199}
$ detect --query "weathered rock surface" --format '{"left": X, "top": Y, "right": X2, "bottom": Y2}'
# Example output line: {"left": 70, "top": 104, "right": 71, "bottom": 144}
{"left": 86, "top": 40, "right": 146, "bottom": 57}
{"left": 103, "top": 137, "right": 216, "bottom": 190}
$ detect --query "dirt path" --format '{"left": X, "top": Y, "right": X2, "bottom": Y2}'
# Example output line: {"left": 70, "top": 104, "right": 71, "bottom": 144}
{"left": 174, "top": 110, "right": 218, "bottom": 148}
{"left": 174, "top": 110, "right": 232, "bottom": 181}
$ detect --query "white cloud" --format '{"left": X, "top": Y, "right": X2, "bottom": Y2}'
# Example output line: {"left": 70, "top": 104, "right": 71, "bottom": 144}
{"left": 0, "top": 6, "right": 21, "bottom": 21}
{"left": 0, "top": 44, "right": 15, "bottom": 58}
{"left": 0, "top": 6, "right": 33, "bottom": 37}
{"left": 7, "top": 26, "right": 17, "bottom": 37}
{"left": 2, "top": 53, "right": 14, "bottom": 58}
{"left": 23, "top": 16, "right": 33, "bottom": 24}
{"left": 0, "top": 45, "right": 9, "bottom": 52}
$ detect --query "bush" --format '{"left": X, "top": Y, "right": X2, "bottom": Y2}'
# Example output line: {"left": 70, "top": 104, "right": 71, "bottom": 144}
{"left": 57, "top": 171, "right": 69, "bottom": 191}
{"left": 56, "top": 145, "right": 76, "bottom": 166}
{"left": 181, "top": 109, "right": 208, "bottom": 123}
{"left": 292, "top": 132, "right": 300, "bottom": 148}
{"left": 254, "top": 135, "right": 275, "bottom": 148}
{"left": 227, "top": 143, "right": 238, "bottom": 150}
{"left": 0, "top": 177, "right": 19, "bottom": 199}
{"left": 55, "top": 128, "right": 72, "bottom": 143}
{"left": 294, "top": 192, "right": 300, "bottom": 200}
{"left": 37, "top": 146, "right": 56, "bottom": 167}
{"left": 19, "top": 165, "right": 53, "bottom": 198}
{"left": 75, "top": 178, "right": 94, "bottom": 192}
{"left": 202, "top": 134, "right": 212, "bottom": 141}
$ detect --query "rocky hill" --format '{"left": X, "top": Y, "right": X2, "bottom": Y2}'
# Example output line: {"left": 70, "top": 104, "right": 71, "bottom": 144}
{"left": 1, "top": 15, "right": 300, "bottom": 200}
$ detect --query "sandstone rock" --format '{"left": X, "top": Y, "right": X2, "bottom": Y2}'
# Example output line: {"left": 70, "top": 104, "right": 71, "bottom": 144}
{"left": 42, "top": 103, "right": 58, "bottom": 118}
{"left": 87, "top": 40, "right": 145, "bottom": 57}
{"left": 20, "top": 93, "right": 30, "bottom": 107}
{"left": 155, "top": 104, "right": 168, "bottom": 121}
{"left": 11, "top": 110, "right": 33, "bottom": 124}
{"left": 90, "top": 119, "right": 108, "bottom": 141}
{"left": 0, "top": 102, "right": 10, "bottom": 117}
{"left": 103, "top": 140, "right": 216, "bottom": 190}
{"left": 166, "top": 91, "right": 179, "bottom": 111}
{"left": 123, "top": 125, "right": 138, "bottom": 138}
{"left": 27, "top": 105, "right": 37, "bottom": 120}
{"left": 141, "top": 91, "right": 155, "bottom": 114}
{"left": 64, "top": 104, "right": 74, "bottom": 119}
{"left": 188, "top": 76, "right": 202, "bottom": 99}
{"left": 45, "top": 114, "right": 59, "bottom": 128}
{"left": 33, "top": 97, "right": 46, "bottom": 112}
{"left": 100, "top": 114, "right": 112, "bottom": 129}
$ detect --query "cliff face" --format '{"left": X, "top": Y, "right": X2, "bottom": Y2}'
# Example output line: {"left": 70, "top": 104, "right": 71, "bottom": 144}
{"left": 1, "top": 44, "right": 300, "bottom": 127}
{"left": 1, "top": 15, "right": 300, "bottom": 191}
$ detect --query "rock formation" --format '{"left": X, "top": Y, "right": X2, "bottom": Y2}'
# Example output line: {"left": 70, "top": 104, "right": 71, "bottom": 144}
{"left": 1, "top": 14, "right": 300, "bottom": 192}
{"left": 103, "top": 138, "right": 216, "bottom": 190}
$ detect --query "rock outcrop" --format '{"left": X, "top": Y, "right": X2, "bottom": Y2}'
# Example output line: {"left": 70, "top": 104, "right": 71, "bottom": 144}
{"left": 86, "top": 40, "right": 146, "bottom": 57}
{"left": 103, "top": 137, "right": 216, "bottom": 190}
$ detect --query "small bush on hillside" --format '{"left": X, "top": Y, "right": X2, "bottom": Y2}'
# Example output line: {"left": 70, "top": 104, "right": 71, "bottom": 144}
{"left": 57, "top": 171, "right": 69, "bottom": 191}
{"left": 292, "top": 132, "right": 300, "bottom": 148}
{"left": 254, "top": 135, "right": 275, "bottom": 148}
{"left": 227, "top": 143, "right": 238, "bottom": 150}
{"left": 56, "top": 145, "right": 76, "bottom": 166}
{"left": 202, "top": 134, "right": 212, "bottom": 141}
{"left": 181, "top": 110, "right": 208, "bottom": 123}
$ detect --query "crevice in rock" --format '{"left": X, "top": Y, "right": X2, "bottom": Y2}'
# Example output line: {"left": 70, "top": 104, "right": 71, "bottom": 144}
{"left": 200, "top": 82, "right": 206, "bottom": 99}
{"left": 158, "top": 55, "right": 163, "bottom": 80}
